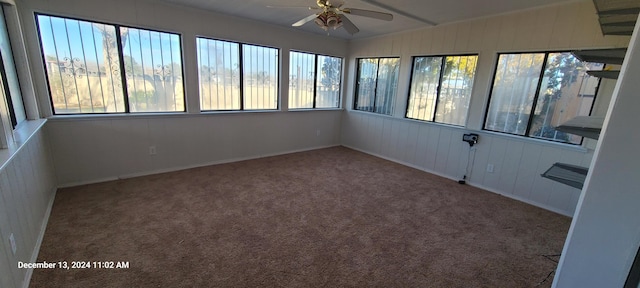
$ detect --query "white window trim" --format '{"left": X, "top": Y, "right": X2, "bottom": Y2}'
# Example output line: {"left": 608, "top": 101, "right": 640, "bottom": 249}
{"left": 0, "top": 1, "right": 43, "bottom": 150}
{"left": 3, "top": 3, "right": 38, "bottom": 120}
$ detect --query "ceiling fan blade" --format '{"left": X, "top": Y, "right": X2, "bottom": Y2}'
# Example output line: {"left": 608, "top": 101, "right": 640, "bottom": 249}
{"left": 342, "top": 8, "right": 393, "bottom": 21}
{"left": 292, "top": 14, "right": 319, "bottom": 27}
{"left": 266, "top": 5, "right": 319, "bottom": 9}
{"left": 340, "top": 15, "right": 360, "bottom": 35}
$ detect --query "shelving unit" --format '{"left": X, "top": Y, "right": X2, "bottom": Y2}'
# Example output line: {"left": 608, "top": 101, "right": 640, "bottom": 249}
{"left": 543, "top": 117, "right": 597, "bottom": 188}
{"left": 593, "top": 0, "right": 640, "bottom": 36}
{"left": 543, "top": 1, "right": 637, "bottom": 189}
{"left": 543, "top": 45, "right": 627, "bottom": 189}
{"left": 557, "top": 47, "right": 626, "bottom": 143}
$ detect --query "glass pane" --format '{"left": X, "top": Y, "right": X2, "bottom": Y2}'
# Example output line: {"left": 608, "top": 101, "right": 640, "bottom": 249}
{"left": 375, "top": 58, "right": 399, "bottom": 115}
{"left": 289, "top": 51, "right": 314, "bottom": 109}
{"left": 37, "top": 15, "right": 125, "bottom": 114}
{"left": 122, "top": 28, "right": 184, "bottom": 112}
{"left": 197, "top": 38, "right": 240, "bottom": 110}
{"left": 406, "top": 56, "right": 442, "bottom": 121}
{"left": 354, "top": 58, "right": 377, "bottom": 112}
{"left": 316, "top": 55, "right": 341, "bottom": 108}
{"left": 435, "top": 55, "right": 478, "bottom": 126}
{"left": 242, "top": 44, "right": 278, "bottom": 110}
{"left": 485, "top": 53, "right": 545, "bottom": 135}
{"left": 0, "top": 6, "right": 25, "bottom": 126}
{"left": 528, "top": 52, "right": 603, "bottom": 144}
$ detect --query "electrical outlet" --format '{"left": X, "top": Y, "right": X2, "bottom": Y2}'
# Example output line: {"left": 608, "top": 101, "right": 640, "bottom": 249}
{"left": 316, "top": 130, "right": 320, "bottom": 137}
{"left": 487, "top": 164, "right": 494, "bottom": 173}
{"left": 149, "top": 146, "right": 157, "bottom": 155}
{"left": 9, "top": 233, "right": 16, "bottom": 255}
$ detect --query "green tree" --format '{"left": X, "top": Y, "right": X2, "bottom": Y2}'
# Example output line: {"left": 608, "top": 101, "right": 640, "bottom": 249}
{"left": 320, "top": 57, "right": 341, "bottom": 88}
{"left": 530, "top": 53, "right": 581, "bottom": 141}
{"left": 123, "top": 55, "right": 143, "bottom": 75}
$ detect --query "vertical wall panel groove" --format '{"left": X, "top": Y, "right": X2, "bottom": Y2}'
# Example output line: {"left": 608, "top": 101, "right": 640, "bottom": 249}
{"left": 0, "top": 125, "right": 57, "bottom": 288}
{"left": 342, "top": 1, "right": 626, "bottom": 216}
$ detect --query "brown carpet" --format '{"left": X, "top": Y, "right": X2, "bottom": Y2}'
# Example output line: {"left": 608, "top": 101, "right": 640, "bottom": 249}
{"left": 31, "top": 146, "right": 570, "bottom": 287}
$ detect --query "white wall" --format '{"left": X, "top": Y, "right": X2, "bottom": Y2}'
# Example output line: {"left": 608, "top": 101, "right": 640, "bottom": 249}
{"left": 48, "top": 111, "right": 341, "bottom": 187}
{"left": 553, "top": 16, "right": 640, "bottom": 288}
{"left": 9, "top": 0, "right": 640, "bottom": 286}
{"left": 17, "top": 0, "right": 348, "bottom": 186}
{"left": 342, "top": 112, "right": 594, "bottom": 216}
{"left": 341, "top": 1, "right": 629, "bottom": 216}
{"left": 0, "top": 122, "right": 57, "bottom": 288}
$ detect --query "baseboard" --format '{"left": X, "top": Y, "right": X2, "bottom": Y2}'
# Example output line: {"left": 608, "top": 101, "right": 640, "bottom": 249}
{"left": 58, "top": 144, "right": 341, "bottom": 188}
{"left": 57, "top": 176, "right": 121, "bottom": 189}
{"left": 342, "top": 145, "right": 462, "bottom": 183}
{"left": 469, "top": 183, "right": 573, "bottom": 217}
{"left": 342, "top": 145, "right": 573, "bottom": 218}
{"left": 22, "top": 188, "right": 57, "bottom": 288}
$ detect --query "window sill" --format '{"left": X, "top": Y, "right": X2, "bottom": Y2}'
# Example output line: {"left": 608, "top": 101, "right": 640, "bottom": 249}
{"left": 199, "top": 109, "right": 281, "bottom": 115}
{"left": 47, "top": 109, "right": 345, "bottom": 122}
{"left": 479, "top": 129, "right": 590, "bottom": 153}
{"left": 47, "top": 112, "right": 192, "bottom": 121}
{"left": 288, "top": 108, "right": 344, "bottom": 112}
{"left": 0, "top": 119, "right": 47, "bottom": 171}
{"left": 348, "top": 109, "right": 395, "bottom": 119}
{"left": 403, "top": 116, "right": 466, "bottom": 129}
{"left": 345, "top": 109, "right": 590, "bottom": 153}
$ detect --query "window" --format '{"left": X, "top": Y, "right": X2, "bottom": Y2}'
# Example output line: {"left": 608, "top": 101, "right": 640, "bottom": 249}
{"left": 484, "top": 52, "right": 603, "bottom": 144}
{"left": 289, "top": 51, "right": 342, "bottom": 109}
{"left": 0, "top": 5, "right": 25, "bottom": 128}
{"left": 197, "top": 37, "right": 278, "bottom": 111}
{"left": 121, "top": 27, "right": 184, "bottom": 112}
{"left": 406, "top": 55, "right": 478, "bottom": 126}
{"left": 354, "top": 57, "right": 399, "bottom": 115}
{"left": 36, "top": 14, "right": 185, "bottom": 114}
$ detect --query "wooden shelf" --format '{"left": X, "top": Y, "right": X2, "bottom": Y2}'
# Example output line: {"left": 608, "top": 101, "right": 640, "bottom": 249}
{"left": 542, "top": 163, "right": 589, "bottom": 189}
{"left": 572, "top": 48, "right": 627, "bottom": 65}
{"left": 555, "top": 116, "right": 604, "bottom": 140}
{"left": 586, "top": 70, "right": 620, "bottom": 79}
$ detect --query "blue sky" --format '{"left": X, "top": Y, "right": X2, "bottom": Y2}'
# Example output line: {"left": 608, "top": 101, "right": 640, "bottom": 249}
{"left": 37, "top": 15, "right": 181, "bottom": 73}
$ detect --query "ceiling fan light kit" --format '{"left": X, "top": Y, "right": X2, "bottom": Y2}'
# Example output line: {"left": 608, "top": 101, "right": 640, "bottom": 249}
{"left": 286, "top": 0, "right": 393, "bottom": 35}
{"left": 315, "top": 11, "right": 343, "bottom": 31}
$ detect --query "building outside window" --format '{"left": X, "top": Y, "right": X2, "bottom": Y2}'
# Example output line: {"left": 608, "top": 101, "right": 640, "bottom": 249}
{"left": 484, "top": 52, "right": 603, "bottom": 144}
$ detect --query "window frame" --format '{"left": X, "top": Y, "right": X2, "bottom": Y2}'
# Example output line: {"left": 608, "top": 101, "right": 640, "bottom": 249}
{"left": 288, "top": 50, "right": 343, "bottom": 110}
{"left": 0, "top": 50, "right": 18, "bottom": 127}
{"left": 483, "top": 50, "right": 603, "bottom": 145}
{"left": 34, "top": 13, "right": 187, "bottom": 115}
{"left": 405, "top": 53, "right": 478, "bottom": 126}
{"left": 196, "top": 35, "right": 280, "bottom": 112}
{"left": 0, "top": 5, "right": 25, "bottom": 128}
{"left": 353, "top": 56, "right": 400, "bottom": 115}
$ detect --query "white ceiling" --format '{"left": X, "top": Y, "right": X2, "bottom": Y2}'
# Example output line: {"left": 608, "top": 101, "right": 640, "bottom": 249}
{"left": 160, "top": 0, "right": 584, "bottom": 39}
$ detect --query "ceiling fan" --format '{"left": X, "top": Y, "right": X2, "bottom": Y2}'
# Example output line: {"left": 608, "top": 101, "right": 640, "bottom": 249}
{"left": 285, "top": 0, "right": 393, "bottom": 35}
